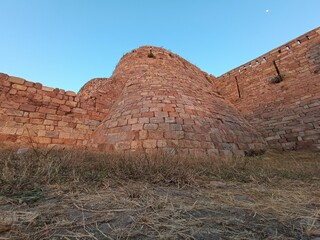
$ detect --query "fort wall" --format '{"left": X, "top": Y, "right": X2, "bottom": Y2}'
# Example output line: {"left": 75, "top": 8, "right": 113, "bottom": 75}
{"left": 89, "top": 47, "right": 265, "bottom": 157}
{"left": 213, "top": 27, "right": 320, "bottom": 150}
{"left": 0, "top": 74, "right": 115, "bottom": 148}
{"left": 0, "top": 27, "right": 319, "bottom": 153}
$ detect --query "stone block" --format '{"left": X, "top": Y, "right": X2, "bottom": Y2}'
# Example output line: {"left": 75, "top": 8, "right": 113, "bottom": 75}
{"left": 0, "top": 127, "right": 18, "bottom": 134}
{"left": 45, "top": 131, "right": 59, "bottom": 138}
{"left": 141, "top": 112, "right": 154, "bottom": 118}
{"left": 131, "top": 140, "right": 142, "bottom": 149}
{"left": 8, "top": 76, "right": 25, "bottom": 85}
{"left": 115, "top": 141, "right": 131, "bottom": 150}
{"left": 20, "top": 104, "right": 37, "bottom": 112}
{"left": 9, "top": 89, "right": 17, "bottom": 95}
{"left": 33, "top": 136, "right": 51, "bottom": 144}
{"left": 72, "top": 108, "right": 87, "bottom": 114}
{"left": 26, "top": 87, "right": 37, "bottom": 94}
{"left": 1, "top": 101, "right": 20, "bottom": 109}
{"left": 52, "top": 98, "right": 66, "bottom": 105}
{"left": 66, "top": 91, "right": 76, "bottom": 97}
{"left": 59, "top": 105, "right": 71, "bottom": 112}
{"left": 47, "top": 114, "right": 62, "bottom": 121}
{"left": 170, "top": 124, "right": 183, "bottom": 131}
{"left": 157, "top": 140, "right": 167, "bottom": 148}
{"left": 155, "top": 112, "right": 168, "bottom": 118}
{"left": 150, "top": 117, "right": 164, "bottom": 123}
{"left": 138, "top": 117, "right": 149, "bottom": 124}
{"left": 164, "top": 131, "right": 184, "bottom": 140}
{"left": 139, "top": 130, "right": 148, "bottom": 140}
{"left": 131, "top": 123, "right": 144, "bottom": 131}
{"left": 148, "top": 130, "right": 164, "bottom": 139}
{"left": 128, "top": 118, "right": 138, "bottom": 124}
{"left": 30, "top": 118, "right": 44, "bottom": 124}
{"left": 39, "top": 107, "right": 56, "bottom": 114}
{"left": 42, "top": 86, "right": 54, "bottom": 92}
{"left": 59, "top": 132, "right": 71, "bottom": 139}
{"left": 14, "top": 117, "right": 29, "bottom": 123}
{"left": 66, "top": 101, "right": 78, "bottom": 107}
{"left": 117, "top": 119, "right": 128, "bottom": 127}
{"left": 143, "top": 139, "right": 157, "bottom": 148}
{"left": 6, "top": 109, "right": 24, "bottom": 116}
{"left": 144, "top": 123, "right": 158, "bottom": 130}
{"left": 28, "top": 112, "right": 46, "bottom": 119}
{"left": 43, "top": 119, "right": 54, "bottom": 125}
{"left": 106, "top": 133, "right": 128, "bottom": 142}
{"left": 165, "top": 117, "right": 176, "bottom": 123}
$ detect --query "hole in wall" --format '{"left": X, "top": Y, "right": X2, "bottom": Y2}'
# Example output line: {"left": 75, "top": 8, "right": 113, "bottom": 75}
{"left": 297, "top": 40, "right": 301, "bottom": 44}
{"left": 306, "top": 35, "right": 310, "bottom": 40}
{"left": 238, "top": 69, "right": 241, "bottom": 73}
{"left": 286, "top": 46, "right": 290, "bottom": 50}
{"left": 148, "top": 51, "right": 155, "bottom": 58}
{"left": 278, "top": 49, "right": 282, "bottom": 53}
{"left": 270, "top": 60, "right": 284, "bottom": 84}
{"left": 262, "top": 57, "right": 266, "bottom": 61}
{"left": 249, "top": 63, "right": 252, "bottom": 67}
{"left": 270, "top": 75, "right": 284, "bottom": 84}
{"left": 256, "top": 60, "right": 259, "bottom": 64}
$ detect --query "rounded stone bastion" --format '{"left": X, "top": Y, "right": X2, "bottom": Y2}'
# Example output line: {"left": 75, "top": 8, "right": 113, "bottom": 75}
{"left": 85, "top": 46, "right": 266, "bottom": 157}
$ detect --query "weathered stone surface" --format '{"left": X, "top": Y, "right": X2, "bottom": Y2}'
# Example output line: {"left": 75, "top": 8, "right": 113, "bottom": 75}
{"left": 90, "top": 46, "right": 266, "bottom": 156}
{"left": 213, "top": 27, "right": 320, "bottom": 151}
{"left": 0, "top": 27, "right": 319, "bottom": 154}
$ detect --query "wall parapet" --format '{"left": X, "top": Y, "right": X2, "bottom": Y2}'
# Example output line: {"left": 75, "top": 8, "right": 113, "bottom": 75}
{"left": 0, "top": 73, "right": 112, "bottom": 148}
{"left": 214, "top": 27, "right": 320, "bottom": 151}
{"left": 218, "top": 27, "right": 320, "bottom": 79}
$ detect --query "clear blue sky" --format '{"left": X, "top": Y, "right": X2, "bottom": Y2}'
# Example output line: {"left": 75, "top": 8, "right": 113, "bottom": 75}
{"left": 0, "top": 0, "right": 319, "bottom": 92}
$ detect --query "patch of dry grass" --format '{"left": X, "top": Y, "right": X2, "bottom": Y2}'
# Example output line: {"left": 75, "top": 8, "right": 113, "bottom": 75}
{"left": 0, "top": 148, "right": 319, "bottom": 195}
{"left": 0, "top": 147, "right": 319, "bottom": 239}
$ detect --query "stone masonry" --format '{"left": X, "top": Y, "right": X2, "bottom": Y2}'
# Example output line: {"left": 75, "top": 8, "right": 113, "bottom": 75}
{"left": 0, "top": 27, "right": 319, "bottom": 155}
{"left": 89, "top": 47, "right": 265, "bottom": 157}
{"left": 213, "top": 27, "right": 320, "bottom": 151}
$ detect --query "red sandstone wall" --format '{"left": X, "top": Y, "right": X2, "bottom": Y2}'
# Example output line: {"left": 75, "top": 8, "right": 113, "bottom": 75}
{"left": 0, "top": 74, "right": 112, "bottom": 148}
{"left": 1, "top": 27, "right": 319, "bottom": 153}
{"left": 213, "top": 27, "right": 320, "bottom": 150}
{"left": 90, "top": 46, "right": 266, "bottom": 157}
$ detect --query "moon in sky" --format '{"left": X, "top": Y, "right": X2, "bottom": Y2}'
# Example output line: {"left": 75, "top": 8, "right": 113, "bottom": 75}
{"left": 266, "top": 9, "right": 269, "bottom": 13}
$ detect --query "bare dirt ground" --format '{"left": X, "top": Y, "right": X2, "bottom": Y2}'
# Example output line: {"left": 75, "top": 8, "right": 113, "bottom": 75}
{"left": 0, "top": 149, "right": 319, "bottom": 239}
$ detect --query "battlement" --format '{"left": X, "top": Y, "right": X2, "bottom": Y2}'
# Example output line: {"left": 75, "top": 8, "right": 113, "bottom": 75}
{"left": 219, "top": 27, "right": 320, "bottom": 79}
{"left": 214, "top": 27, "right": 320, "bottom": 151}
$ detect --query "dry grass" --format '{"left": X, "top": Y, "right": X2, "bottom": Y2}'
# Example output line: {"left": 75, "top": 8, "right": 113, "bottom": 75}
{"left": 0, "top": 147, "right": 319, "bottom": 239}
{"left": 0, "top": 148, "right": 319, "bottom": 190}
